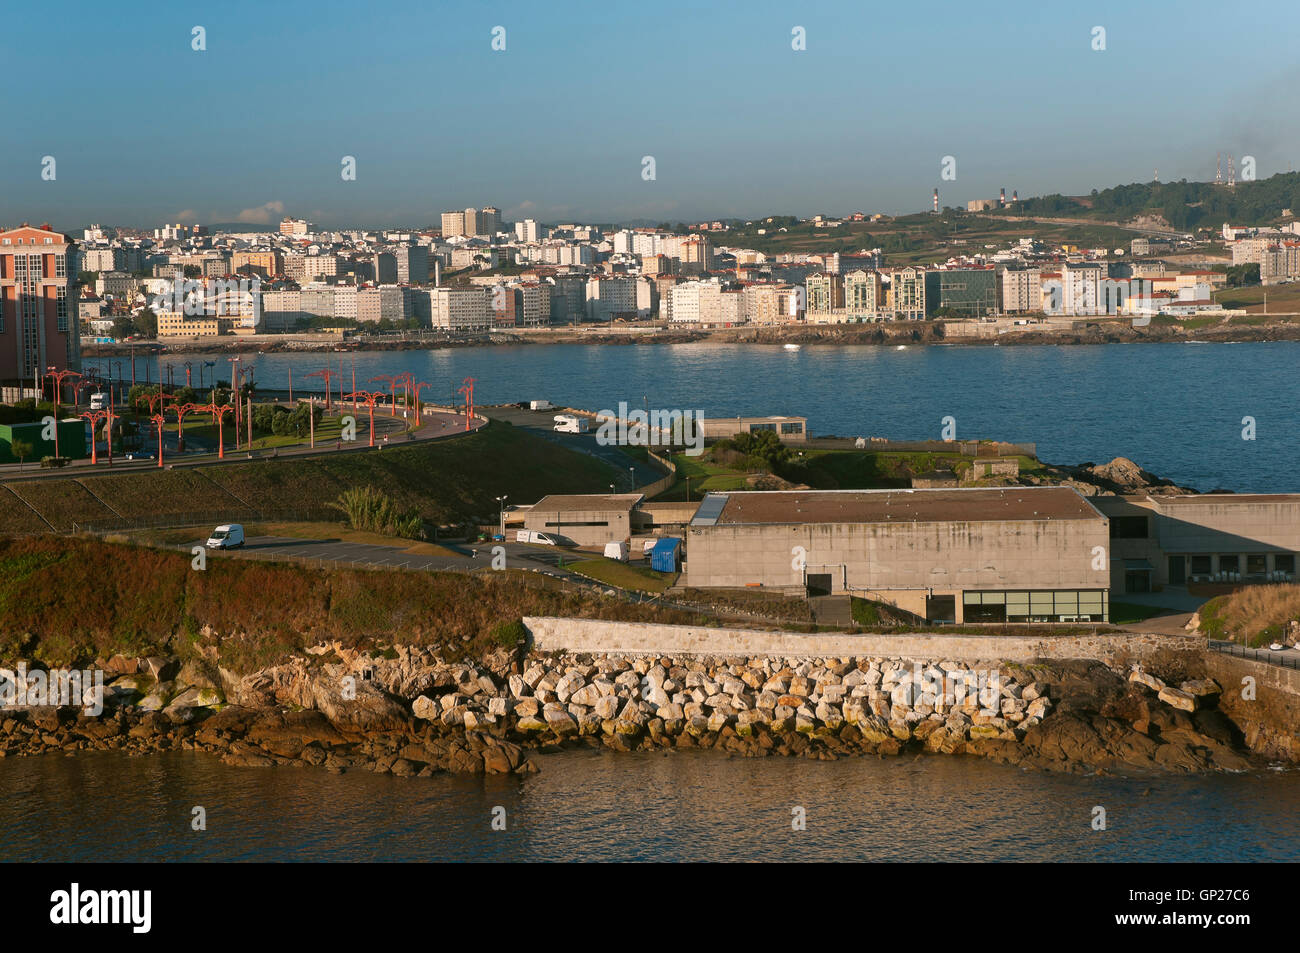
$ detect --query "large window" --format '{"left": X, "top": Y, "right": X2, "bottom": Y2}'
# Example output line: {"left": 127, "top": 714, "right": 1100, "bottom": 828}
{"left": 1276, "top": 555, "right": 1296, "bottom": 574}
{"left": 1247, "top": 554, "right": 1268, "bottom": 576}
{"left": 1219, "top": 555, "right": 1239, "bottom": 574}
{"left": 964, "top": 589, "right": 1106, "bottom": 623}
{"left": 1190, "top": 555, "right": 1212, "bottom": 574}
{"left": 1110, "top": 516, "right": 1149, "bottom": 539}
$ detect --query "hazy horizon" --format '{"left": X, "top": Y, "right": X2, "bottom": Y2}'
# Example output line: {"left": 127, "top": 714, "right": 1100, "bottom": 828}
{"left": 7, "top": 0, "right": 1299, "bottom": 231}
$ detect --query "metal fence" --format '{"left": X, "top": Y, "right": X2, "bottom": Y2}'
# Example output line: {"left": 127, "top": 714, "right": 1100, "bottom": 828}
{"left": 1209, "top": 640, "right": 1300, "bottom": 670}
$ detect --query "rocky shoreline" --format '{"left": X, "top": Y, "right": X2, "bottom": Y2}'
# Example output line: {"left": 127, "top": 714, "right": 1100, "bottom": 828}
{"left": 0, "top": 643, "right": 1263, "bottom": 777}
{"left": 81, "top": 317, "right": 1300, "bottom": 356}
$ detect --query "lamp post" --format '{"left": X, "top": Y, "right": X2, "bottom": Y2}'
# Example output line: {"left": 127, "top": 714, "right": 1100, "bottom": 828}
{"left": 174, "top": 402, "right": 203, "bottom": 453}
{"left": 203, "top": 403, "right": 234, "bottom": 459}
{"left": 151, "top": 413, "right": 166, "bottom": 468}
{"left": 496, "top": 494, "right": 508, "bottom": 537}
{"left": 345, "top": 391, "right": 383, "bottom": 447}
{"left": 457, "top": 377, "right": 476, "bottom": 431}
{"left": 45, "top": 367, "right": 81, "bottom": 460}
{"left": 413, "top": 380, "right": 434, "bottom": 421}
{"left": 370, "top": 374, "right": 398, "bottom": 417}
{"left": 79, "top": 410, "right": 108, "bottom": 465}
{"left": 629, "top": 466, "right": 636, "bottom": 490}
{"left": 307, "top": 367, "right": 337, "bottom": 411}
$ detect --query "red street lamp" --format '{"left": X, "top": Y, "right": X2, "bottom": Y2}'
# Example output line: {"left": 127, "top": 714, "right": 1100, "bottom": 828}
{"left": 183, "top": 361, "right": 193, "bottom": 387}
{"left": 79, "top": 410, "right": 109, "bottom": 465}
{"left": 370, "top": 374, "right": 399, "bottom": 417}
{"left": 45, "top": 367, "right": 82, "bottom": 458}
{"left": 344, "top": 391, "right": 383, "bottom": 447}
{"left": 173, "top": 402, "right": 204, "bottom": 453}
{"left": 413, "top": 380, "right": 435, "bottom": 421}
{"left": 196, "top": 403, "right": 234, "bottom": 459}
{"left": 457, "top": 376, "right": 477, "bottom": 432}
{"left": 150, "top": 413, "right": 166, "bottom": 468}
{"left": 307, "top": 367, "right": 338, "bottom": 411}
{"left": 145, "top": 391, "right": 173, "bottom": 417}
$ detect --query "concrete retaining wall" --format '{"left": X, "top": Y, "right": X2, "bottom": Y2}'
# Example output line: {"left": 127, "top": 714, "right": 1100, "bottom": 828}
{"left": 522, "top": 616, "right": 1200, "bottom": 665}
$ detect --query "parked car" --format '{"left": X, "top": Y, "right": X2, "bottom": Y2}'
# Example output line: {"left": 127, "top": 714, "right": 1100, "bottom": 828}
{"left": 205, "top": 524, "right": 245, "bottom": 549}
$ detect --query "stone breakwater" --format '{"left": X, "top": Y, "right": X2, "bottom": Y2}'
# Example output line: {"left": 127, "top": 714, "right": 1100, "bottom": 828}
{"left": 0, "top": 642, "right": 1259, "bottom": 776}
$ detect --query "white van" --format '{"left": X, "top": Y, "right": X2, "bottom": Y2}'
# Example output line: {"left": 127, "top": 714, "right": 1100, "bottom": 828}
{"left": 89, "top": 392, "right": 109, "bottom": 411}
{"left": 206, "top": 524, "right": 245, "bottom": 549}
{"left": 529, "top": 399, "right": 552, "bottom": 411}
{"left": 603, "top": 541, "right": 629, "bottom": 562}
{"left": 515, "top": 530, "right": 559, "bottom": 545}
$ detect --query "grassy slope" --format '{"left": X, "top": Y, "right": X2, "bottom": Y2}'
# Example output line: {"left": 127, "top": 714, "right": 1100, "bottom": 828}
{"left": 0, "top": 536, "right": 707, "bottom": 672}
{"left": 1197, "top": 584, "right": 1300, "bottom": 647}
{"left": 0, "top": 421, "right": 623, "bottom": 530}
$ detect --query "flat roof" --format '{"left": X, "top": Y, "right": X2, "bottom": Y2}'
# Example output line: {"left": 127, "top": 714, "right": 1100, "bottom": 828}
{"left": 695, "top": 487, "right": 1101, "bottom": 526}
{"left": 1155, "top": 493, "right": 1300, "bottom": 506}
{"left": 532, "top": 493, "right": 643, "bottom": 512}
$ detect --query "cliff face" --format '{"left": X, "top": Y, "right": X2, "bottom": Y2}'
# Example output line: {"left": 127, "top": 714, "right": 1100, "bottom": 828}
{"left": 1206, "top": 653, "right": 1300, "bottom": 762}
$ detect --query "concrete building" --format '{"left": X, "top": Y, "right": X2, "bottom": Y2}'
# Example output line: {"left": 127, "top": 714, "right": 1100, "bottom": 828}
{"left": 0, "top": 224, "right": 80, "bottom": 385}
{"left": 1000, "top": 267, "right": 1042, "bottom": 313}
{"left": 279, "top": 218, "right": 312, "bottom": 236}
{"left": 586, "top": 275, "right": 642, "bottom": 321}
{"left": 430, "top": 286, "right": 490, "bottom": 331}
{"left": 698, "top": 415, "right": 807, "bottom": 443}
{"left": 441, "top": 210, "right": 466, "bottom": 237}
{"left": 681, "top": 487, "right": 1110, "bottom": 623}
{"left": 521, "top": 493, "right": 643, "bottom": 548}
{"left": 1094, "top": 494, "right": 1300, "bottom": 593}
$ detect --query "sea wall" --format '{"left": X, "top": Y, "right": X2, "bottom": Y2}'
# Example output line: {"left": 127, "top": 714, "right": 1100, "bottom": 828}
{"left": 522, "top": 616, "right": 1201, "bottom": 667}
{"left": 1205, "top": 653, "right": 1300, "bottom": 761}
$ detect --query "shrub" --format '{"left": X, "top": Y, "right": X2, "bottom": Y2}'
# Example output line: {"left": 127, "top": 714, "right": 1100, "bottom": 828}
{"left": 328, "top": 485, "right": 424, "bottom": 539}
{"left": 490, "top": 618, "right": 528, "bottom": 648}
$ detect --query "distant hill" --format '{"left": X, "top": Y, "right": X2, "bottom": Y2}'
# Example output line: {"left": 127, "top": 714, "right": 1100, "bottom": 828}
{"left": 1003, "top": 172, "right": 1300, "bottom": 230}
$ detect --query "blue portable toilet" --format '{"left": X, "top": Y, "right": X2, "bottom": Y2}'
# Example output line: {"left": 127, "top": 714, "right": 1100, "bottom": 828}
{"left": 650, "top": 537, "right": 682, "bottom": 572}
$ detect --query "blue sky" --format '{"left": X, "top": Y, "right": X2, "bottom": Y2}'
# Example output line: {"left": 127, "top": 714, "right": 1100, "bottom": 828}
{"left": 4, "top": 0, "right": 1298, "bottom": 230}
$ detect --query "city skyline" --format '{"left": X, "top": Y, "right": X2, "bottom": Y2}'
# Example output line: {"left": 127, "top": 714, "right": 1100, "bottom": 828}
{"left": 5, "top": 0, "right": 1300, "bottom": 229}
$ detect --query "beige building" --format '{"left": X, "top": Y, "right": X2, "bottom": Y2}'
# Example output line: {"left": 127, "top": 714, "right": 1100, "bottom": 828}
{"left": 888, "top": 266, "right": 927, "bottom": 320}
{"left": 522, "top": 494, "right": 643, "bottom": 548}
{"left": 1094, "top": 493, "right": 1300, "bottom": 593}
{"left": 681, "top": 487, "right": 1110, "bottom": 623}
{"left": 698, "top": 415, "right": 807, "bottom": 443}
{"left": 1000, "top": 267, "right": 1042, "bottom": 313}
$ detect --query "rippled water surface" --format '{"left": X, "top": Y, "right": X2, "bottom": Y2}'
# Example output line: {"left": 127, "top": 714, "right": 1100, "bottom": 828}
{"left": 129, "top": 341, "right": 1300, "bottom": 493}
{"left": 2, "top": 750, "right": 1297, "bottom": 862}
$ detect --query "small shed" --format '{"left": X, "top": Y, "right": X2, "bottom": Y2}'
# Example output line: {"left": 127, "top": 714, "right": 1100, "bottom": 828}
{"left": 650, "top": 537, "right": 682, "bottom": 572}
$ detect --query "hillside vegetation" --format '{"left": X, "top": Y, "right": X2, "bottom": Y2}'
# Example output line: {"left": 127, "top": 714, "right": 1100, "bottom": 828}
{"left": 0, "top": 536, "right": 706, "bottom": 672}
{"left": 1197, "top": 585, "right": 1300, "bottom": 648}
{"left": 0, "top": 421, "right": 622, "bottom": 532}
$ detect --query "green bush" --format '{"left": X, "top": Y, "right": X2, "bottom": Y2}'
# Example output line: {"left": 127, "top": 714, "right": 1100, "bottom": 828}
{"left": 328, "top": 485, "right": 424, "bottom": 539}
{"left": 490, "top": 618, "right": 528, "bottom": 648}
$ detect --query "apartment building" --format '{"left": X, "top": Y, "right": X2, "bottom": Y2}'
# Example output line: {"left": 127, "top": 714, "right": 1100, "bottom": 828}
{"left": 0, "top": 224, "right": 80, "bottom": 385}
{"left": 441, "top": 211, "right": 466, "bottom": 237}
{"left": 585, "top": 275, "right": 641, "bottom": 322}
{"left": 928, "top": 266, "right": 999, "bottom": 317}
{"left": 742, "top": 283, "right": 800, "bottom": 325}
{"left": 844, "top": 269, "right": 883, "bottom": 320}
{"left": 1000, "top": 267, "right": 1042, "bottom": 313}
{"left": 670, "top": 279, "right": 736, "bottom": 325}
{"left": 805, "top": 273, "right": 844, "bottom": 313}
{"left": 887, "top": 266, "right": 927, "bottom": 320}
{"left": 430, "top": 286, "right": 491, "bottom": 331}
{"left": 357, "top": 285, "right": 411, "bottom": 324}
{"left": 279, "top": 218, "right": 312, "bottom": 236}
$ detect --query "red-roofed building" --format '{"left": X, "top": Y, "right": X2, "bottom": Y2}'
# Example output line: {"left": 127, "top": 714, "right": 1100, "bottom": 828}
{"left": 0, "top": 224, "right": 80, "bottom": 389}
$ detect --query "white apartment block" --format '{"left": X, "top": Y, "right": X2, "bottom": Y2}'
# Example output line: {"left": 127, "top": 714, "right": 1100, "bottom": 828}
{"left": 514, "top": 219, "right": 545, "bottom": 242}
{"left": 1001, "top": 267, "right": 1042, "bottom": 313}
{"left": 430, "top": 286, "right": 491, "bottom": 331}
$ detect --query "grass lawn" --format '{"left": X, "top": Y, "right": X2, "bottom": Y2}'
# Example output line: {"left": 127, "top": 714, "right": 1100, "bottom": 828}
{"left": 567, "top": 557, "right": 678, "bottom": 593}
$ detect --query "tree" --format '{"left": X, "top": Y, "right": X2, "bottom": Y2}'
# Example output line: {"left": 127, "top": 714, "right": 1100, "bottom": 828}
{"left": 111, "top": 314, "right": 137, "bottom": 340}
{"left": 134, "top": 307, "right": 158, "bottom": 339}
{"left": 11, "top": 439, "right": 33, "bottom": 470}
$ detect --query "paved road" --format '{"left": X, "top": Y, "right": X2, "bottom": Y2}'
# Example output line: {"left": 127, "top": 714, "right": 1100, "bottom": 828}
{"left": 0, "top": 407, "right": 482, "bottom": 481}
{"left": 199, "top": 535, "right": 605, "bottom": 585}
{"left": 484, "top": 405, "right": 660, "bottom": 489}
{"left": 1209, "top": 640, "right": 1300, "bottom": 669}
